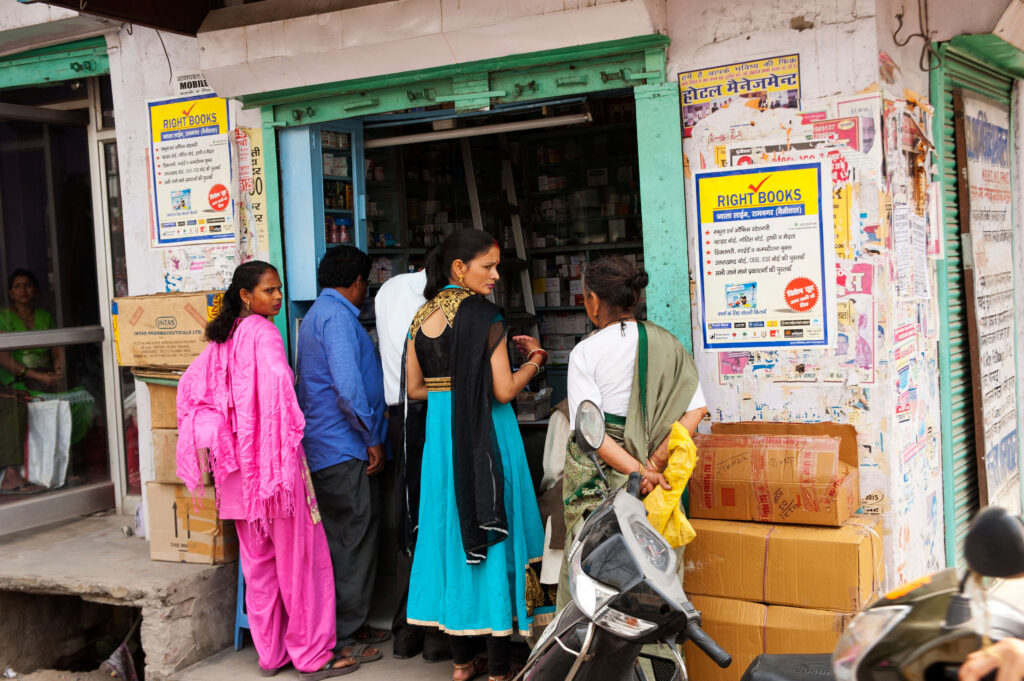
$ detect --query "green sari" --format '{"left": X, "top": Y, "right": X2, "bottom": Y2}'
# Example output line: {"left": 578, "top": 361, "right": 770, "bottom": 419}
{"left": 562, "top": 321, "right": 701, "bottom": 536}
{"left": 0, "top": 307, "right": 56, "bottom": 389}
{"left": 0, "top": 307, "right": 93, "bottom": 446}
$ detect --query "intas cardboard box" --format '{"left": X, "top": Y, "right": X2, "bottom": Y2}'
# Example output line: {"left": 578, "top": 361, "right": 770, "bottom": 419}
{"left": 690, "top": 422, "right": 860, "bottom": 526}
{"left": 112, "top": 291, "right": 222, "bottom": 368}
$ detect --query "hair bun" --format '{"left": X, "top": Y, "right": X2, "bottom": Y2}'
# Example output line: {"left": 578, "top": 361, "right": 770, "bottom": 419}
{"left": 633, "top": 270, "right": 649, "bottom": 290}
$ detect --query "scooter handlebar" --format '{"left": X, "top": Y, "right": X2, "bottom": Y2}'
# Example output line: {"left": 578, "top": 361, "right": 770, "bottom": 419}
{"left": 684, "top": 621, "right": 732, "bottom": 669}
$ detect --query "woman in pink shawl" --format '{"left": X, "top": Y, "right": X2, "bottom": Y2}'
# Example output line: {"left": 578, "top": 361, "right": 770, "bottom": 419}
{"left": 176, "top": 261, "right": 359, "bottom": 679}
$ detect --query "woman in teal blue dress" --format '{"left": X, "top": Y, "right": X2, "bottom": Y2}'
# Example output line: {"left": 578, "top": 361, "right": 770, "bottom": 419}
{"left": 403, "top": 230, "right": 554, "bottom": 681}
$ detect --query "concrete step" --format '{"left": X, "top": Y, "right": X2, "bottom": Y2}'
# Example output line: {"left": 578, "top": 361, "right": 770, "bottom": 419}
{"left": 0, "top": 514, "right": 235, "bottom": 680}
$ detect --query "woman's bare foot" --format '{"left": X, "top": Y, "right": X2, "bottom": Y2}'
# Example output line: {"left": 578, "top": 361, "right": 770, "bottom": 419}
{"left": 1, "top": 466, "right": 27, "bottom": 490}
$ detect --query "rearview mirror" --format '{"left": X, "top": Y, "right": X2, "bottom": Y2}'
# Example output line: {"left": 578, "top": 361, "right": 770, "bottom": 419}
{"left": 965, "top": 506, "right": 1024, "bottom": 578}
{"left": 575, "top": 400, "right": 606, "bottom": 454}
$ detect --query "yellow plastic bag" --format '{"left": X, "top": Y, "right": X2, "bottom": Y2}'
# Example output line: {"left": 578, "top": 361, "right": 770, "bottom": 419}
{"left": 643, "top": 422, "right": 697, "bottom": 548}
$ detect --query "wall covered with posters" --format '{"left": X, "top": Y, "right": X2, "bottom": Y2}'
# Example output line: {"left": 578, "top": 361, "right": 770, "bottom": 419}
{"left": 104, "top": 26, "right": 263, "bottom": 494}
{"left": 667, "top": 0, "right": 947, "bottom": 587}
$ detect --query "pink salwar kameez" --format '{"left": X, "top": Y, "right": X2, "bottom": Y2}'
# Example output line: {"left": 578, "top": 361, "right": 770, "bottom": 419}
{"left": 176, "top": 314, "right": 336, "bottom": 673}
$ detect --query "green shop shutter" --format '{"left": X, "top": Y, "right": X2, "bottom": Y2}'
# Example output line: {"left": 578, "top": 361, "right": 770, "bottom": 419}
{"left": 931, "top": 44, "right": 1014, "bottom": 567}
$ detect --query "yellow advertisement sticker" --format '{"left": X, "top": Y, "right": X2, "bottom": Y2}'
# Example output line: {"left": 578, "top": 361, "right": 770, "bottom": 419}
{"left": 696, "top": 165, "right": 820, "bottom": 224}
{"left": 150, "top": 96, "right": 229, "bottom": 144}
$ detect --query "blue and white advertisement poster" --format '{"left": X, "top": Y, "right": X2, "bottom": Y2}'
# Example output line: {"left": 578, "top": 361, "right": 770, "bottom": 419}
{"left": 148, "top": 95, "right": 234, "bottom": 246}
{"left": 695, "top": 161, "right": 836, "bottom": 351}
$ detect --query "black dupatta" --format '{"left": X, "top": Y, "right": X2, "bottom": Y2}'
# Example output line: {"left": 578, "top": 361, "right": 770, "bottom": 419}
{"left": 450, "top": 295, "right": 509, "bottom": 563}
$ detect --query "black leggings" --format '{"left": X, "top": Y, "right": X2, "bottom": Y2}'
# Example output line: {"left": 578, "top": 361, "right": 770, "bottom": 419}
{"left": 451, "top": 635, "right": 511, "bottom": 676}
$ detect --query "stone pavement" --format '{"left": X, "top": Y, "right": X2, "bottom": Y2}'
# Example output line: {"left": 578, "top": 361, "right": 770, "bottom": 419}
{"left": 171, "top": 639, "right": 453, "bottom": 681}
{"left": 0, "top": 514, "right": 235, "bottom": 680}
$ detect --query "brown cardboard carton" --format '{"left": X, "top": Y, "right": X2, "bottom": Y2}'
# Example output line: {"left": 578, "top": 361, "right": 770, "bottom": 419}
{"left": 152, "top": 429, "right": 180, "bottom": 483}
{"left": 112, "top": 291, "right": 222, "bottom": 367}
{"left": 765, "top": 604, "right": 855, "bottom": 655}
{"left": 683, "top": 595, "right": 852, "bottom": 681}
{"left": 683, "top": 515, "right": 884, "bottom": 611}
{"left": 148, "top": 383, "right": 178, "bottom": 429}
{"left": 691, "top": 424, "right": 859, "bottom": 526}
{"left": 682, "top": 595, "right": 764, "bottom": 681}
{"left": 147, "top": 482, "right": 237, "bottom": 564}
{"left": 153, "top": 428, "right": 213, "bottom": 486}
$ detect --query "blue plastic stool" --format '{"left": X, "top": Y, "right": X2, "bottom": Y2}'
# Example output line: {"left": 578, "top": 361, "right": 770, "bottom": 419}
{"left": 234, "top": 561, "right": 250, "bottom": 650}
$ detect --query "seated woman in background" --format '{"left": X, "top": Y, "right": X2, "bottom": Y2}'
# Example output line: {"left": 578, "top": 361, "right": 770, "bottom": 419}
{"left": 0, "top": 269, "right": 96, "bottom": 491}
{"left": 0, "top": 269, "right": 63, "bottom": 392}
{"left": 0, "top": 269, "right": 64, "bottom": 492}
{"left": 559, "top": 256, "right": 707, "bottom": 609}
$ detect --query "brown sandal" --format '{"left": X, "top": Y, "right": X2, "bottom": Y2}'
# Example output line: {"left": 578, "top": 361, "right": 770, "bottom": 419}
{"left": 453, "top": 656, "right": 488, "bottom": 681}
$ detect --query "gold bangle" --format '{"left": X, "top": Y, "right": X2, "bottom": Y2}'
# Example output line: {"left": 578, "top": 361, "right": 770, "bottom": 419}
{"left": 521, "top": 361, "right": 542, "bottom": 373}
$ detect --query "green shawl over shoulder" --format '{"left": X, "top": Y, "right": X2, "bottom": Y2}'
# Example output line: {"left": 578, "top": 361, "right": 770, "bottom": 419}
{"left": 562, "top": 321, "right": 700, "bottom": 535}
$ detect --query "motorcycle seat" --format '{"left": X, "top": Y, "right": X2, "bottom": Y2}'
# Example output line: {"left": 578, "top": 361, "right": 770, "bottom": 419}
{"left": 740, "top": 654, "right": 834, "bottom": 681}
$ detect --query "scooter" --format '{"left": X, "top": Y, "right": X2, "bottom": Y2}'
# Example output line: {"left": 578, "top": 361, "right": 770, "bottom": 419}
{"left": 741, "top": 505, "right": 1024, "bottom": 681}
{"left": 515, "top": 400, "right": 732, "bottom": 681}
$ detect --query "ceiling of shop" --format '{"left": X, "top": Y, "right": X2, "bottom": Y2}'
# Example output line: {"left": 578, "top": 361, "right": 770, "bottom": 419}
{"left": 21, "top": 0, "right": 397, "bottom": 36}
{"left": 21, "top": 0, "right": 227, "bottom": 36}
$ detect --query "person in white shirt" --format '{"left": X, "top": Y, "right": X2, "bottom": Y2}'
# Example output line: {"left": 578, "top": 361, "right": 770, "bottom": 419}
{"left": 373, "top": 269, "right": 449, "bottom": 661}
{"left": 559, "top": 256, "right": 706, "bottom": 610}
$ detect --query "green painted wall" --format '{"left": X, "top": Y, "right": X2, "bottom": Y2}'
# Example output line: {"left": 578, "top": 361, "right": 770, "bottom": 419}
{"left": 635, "top": 81, "right": 690, "bottom": 350}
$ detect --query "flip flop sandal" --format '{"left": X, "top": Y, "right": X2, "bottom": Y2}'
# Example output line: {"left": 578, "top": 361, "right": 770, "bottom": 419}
{"left": 452, "top": 656, "right": 488, "bottom": 681}
{"left": 298, "top": 653, "right": 360, "bottom": 681}
{"left": 259, "top": 663, "right": 290, "bottom": 677}
{"left": 337, "top": 643, "right": 382, "bottom": 664}
{"left": 353, "top": 624, "right": 392, "bottom": 644}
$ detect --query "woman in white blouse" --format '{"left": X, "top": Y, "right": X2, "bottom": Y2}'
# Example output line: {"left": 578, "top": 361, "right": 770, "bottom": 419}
{"left": 559, "top": 256, "right": 706, "bottom": 608}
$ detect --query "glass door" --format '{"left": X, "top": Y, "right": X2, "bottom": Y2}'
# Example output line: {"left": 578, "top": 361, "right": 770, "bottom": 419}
{"left": 0, "top": 77, "right": 121, "bottom": 533}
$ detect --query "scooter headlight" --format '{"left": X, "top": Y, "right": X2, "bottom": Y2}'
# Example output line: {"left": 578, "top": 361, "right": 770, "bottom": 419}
{"left": 832, "top": 606, "right": 910, "bottom": 681}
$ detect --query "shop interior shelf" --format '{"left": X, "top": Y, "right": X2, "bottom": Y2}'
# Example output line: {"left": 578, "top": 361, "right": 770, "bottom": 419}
{"left": 368, "top": 247, "right": 428, "bottom": 255}
{"left": 324, "top": 174, "right": 352, "bottom": 181}
{"left": 530, "top": 154, "right": 639, "bottom": 171}
{"left": 325, "top": 208, "right": 353, "bottom": 214}
{"left": 529, "top": 241, "right": 643, "bottom": 254}
{"left": 321, "top": 145, "right": 352, "bottom": 153}
{"left": 535, "top": 305, "right": 582, "bottom": 312}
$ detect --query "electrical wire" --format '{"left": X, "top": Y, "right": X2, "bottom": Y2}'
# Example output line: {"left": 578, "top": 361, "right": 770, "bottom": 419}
{"left": 893, "top": 0, "right": 942, "bottom": 72}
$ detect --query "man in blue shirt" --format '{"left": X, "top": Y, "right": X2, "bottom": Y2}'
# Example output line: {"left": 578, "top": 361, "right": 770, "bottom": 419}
{"left": 296, "top": 245, "right": 390, "bottom": 659}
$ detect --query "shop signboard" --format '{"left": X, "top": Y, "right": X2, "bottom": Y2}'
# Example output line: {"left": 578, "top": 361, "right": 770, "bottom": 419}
{"left": 954, "top": 90, "right": 1020, "bottom": 513}
{"left": 678, "top": 54, "right": 800, "bottom": 138}
{"left": 148, "top": 94, "right": 234, "bottom": 246}
{"left": 695, "top": 162, "right": 835, "bottom": 350}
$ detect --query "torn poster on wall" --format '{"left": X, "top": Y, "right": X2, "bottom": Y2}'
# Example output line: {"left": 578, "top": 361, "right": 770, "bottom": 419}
{"left": 235, "top": 127, "right": 270, "bottom": 262}
{"left": 678, "top": 54, "right": 800, "bottom": 138}
{"left": 695, "top": 161, "right": 835, "bottom": 350}
{"left": 162, "top": 243, "right": 236, "bottom": 292}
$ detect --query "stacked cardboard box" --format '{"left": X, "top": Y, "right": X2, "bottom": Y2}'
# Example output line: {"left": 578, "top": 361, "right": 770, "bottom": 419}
{"left": 112, "top": 292, "right": 235, "bottom": 564}
{"left": 147, "top": 481, "right": 238, "bottom": 564}
{"left": 681, "top": 423, "right": 881, "bottom": 681}
{"left": 112, "top": 291, "right": 222, "bottom": 369}
{"left": 144, "top": 381, "right": 235, "bottom": 565}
